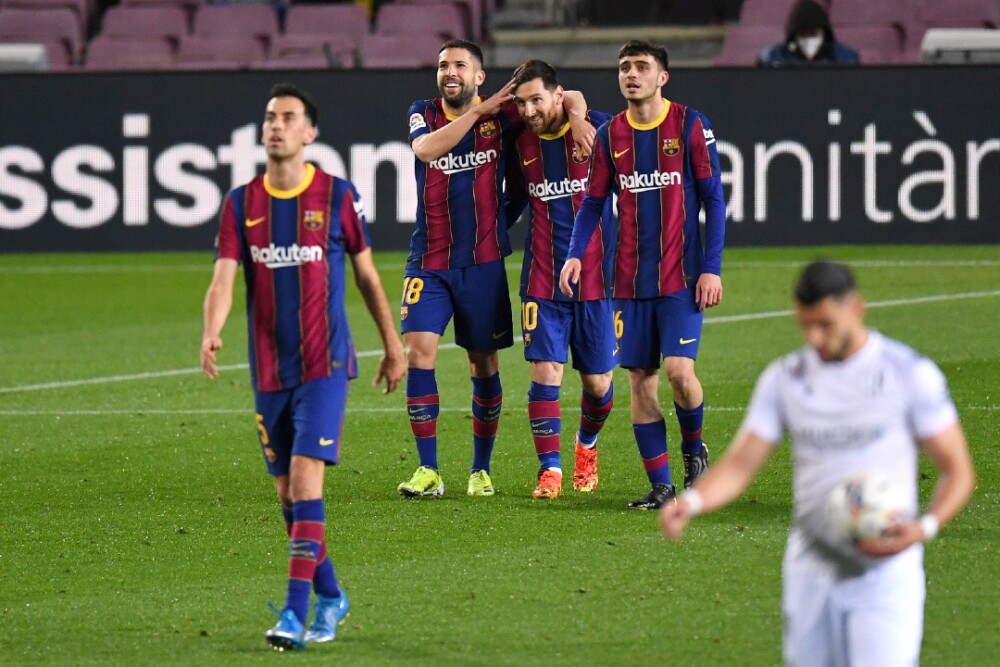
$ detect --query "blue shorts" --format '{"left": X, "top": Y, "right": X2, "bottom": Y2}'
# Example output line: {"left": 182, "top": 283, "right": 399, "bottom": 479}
{"left": 521, "top": 298, "right": 617, "bottom": 375}
{"left": 253, "top": 373, "right": 350, "bottom": 476}
{"left": 615, "top": 287, "right": 703, "bottom": 369}
{"left": 400, "top": 259, "right": 514, "bottom": 351}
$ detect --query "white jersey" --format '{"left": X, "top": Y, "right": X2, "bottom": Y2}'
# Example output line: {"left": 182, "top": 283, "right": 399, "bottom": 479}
{"left": 742, "top": 331, "right": 958, "bottom": 572}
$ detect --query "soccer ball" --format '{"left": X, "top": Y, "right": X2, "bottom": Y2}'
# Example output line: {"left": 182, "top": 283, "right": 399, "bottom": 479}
{"left": 825, "top": 473, "right": 907, "bottom": 541}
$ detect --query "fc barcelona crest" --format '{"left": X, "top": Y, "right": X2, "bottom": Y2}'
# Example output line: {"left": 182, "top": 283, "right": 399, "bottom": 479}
{"left": 479, "top": 120, "right": 498, "bottom": 138}
{"left": 303, "top": 209, "right": 325, "bottom": 230}
{"left": 662, "top": 138, "right": 680, "bottom": 157}
{"left": 571, "top": 148, "right": 589, "bottom": 164}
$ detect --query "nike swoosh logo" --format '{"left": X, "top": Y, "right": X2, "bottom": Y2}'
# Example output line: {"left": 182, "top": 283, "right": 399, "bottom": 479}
{"left": 245, "top": 216, "right": 266, "bottom": 227}
{"left": 522, "top": 157, "right": 538, "bottom": 166}
{"left": 492, "top": 331, "right": 509, "bottom": 340}
{"left": 679, "top": 338, "right": 697, "bottom": 345}
{"left": 319, "top": 438, "right": 334, "bottom": 446}
{"left": 613, "top": 148, "right": 630, "bottom": 159}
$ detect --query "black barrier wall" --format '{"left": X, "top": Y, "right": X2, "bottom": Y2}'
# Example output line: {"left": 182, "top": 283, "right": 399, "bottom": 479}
{"left": 1, "top": 67, "right": 999, "bottom": 252}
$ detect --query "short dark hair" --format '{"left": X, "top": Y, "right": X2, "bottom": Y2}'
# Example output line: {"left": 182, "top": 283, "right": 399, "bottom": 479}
{"left": 618, "top": 40, "right": 669, "bottom": 70}
{"left": 794, "top": 261, "right": 857, "bottom": 305}
{"left": 439, "top": 39, "right": 483, "bottom": 67}
{"left": 512, "top": 59, "right": 560, "bottom": 91}
{"left": 269, "top": 83, "right": 318, "bottom": 126}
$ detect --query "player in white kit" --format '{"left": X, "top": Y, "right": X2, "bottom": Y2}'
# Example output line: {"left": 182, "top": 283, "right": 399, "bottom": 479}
{"left": 660, "top": 261, "right": 975, "bottom": 667}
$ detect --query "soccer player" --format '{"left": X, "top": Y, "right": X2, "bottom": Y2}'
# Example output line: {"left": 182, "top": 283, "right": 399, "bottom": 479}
{"left": 398, "top": 40, "right": 594, "bottom": 498}
{"left": 507, "top": 59, "right": 616, "bottom": 499}
{"left": 661, "top": 261, "right": 975, "bottom": 667}
{"left": 200, "top": 84, "right": 406, "bottom": 651}
{"left": 560, "top": 40, "right": 725, "bottom": 509}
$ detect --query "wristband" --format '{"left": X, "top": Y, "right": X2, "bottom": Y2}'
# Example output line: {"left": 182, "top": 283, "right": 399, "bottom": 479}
{"left": 919, "top": 514, "right": 940, "bottom": 542}
{"left": 681, "top": 489, "right": 704, "bottom": 517}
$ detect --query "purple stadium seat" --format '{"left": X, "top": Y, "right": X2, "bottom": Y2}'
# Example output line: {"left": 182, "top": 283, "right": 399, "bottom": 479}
{"left": 375, "top": 3, "right": 466, "bottom": 40}
{"left": 270, "top": 33, "right": 355, "bottom": 68}
{"left": 835, "top": 25, "right": 904, "bottom": 64}
{"left": 192, "top": 4, "right": 278, "bottom": 47}
{"left": 358, "top": 33, "right": 443, "bottom": 68}
{"left": 284, "top": 3, "right": 369, "bottom": 48}
{"left": 915, "top": 0, "right": 1000, "bottom": 28}
{"left": 713, "top": 25, "right": 783, "bottom": 66}
{"left": 84, "top": 34, "right": 173, "bottom": 70}
{"left": 175, "top": 33, "right": 265, "bottom": 69}
{"left": 0, "top": 0, "right": 90, "bottom": 33}
{"left": 0, "top": 7, "right": 81, "bottom": 58}
{"left": 250, "top": 54, "right": 332, "bottom": 71}
{"left": 738, "top": 0, "right": 798, "bottom": 27}
{"left": 828, "top": 0, "right": 915, "bottom": 28}
{"left": 99, "top": 5, "right": 188, "bottom": 45}
{"left": 0, "top": 34, "right": 72, "bottom": 67}
{"left": 396, "top": 0, "right": 479, "bottom": 41}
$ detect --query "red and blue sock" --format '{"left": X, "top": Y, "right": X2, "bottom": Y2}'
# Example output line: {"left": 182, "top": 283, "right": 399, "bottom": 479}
{"left": 471, "top": 373, "right": 502, "bottom": 473}
{"left": 283, "top": 504, "right": 338, "bottom": 599}
{"left": 578, "top": 384, "right": 613, "bottom": 448}
{"left": 674, "top": 402, "right": 705, "bottom": 456}
{"left": 528, "top": 381, "right": 561, "bottom": 471}
{"left": 285, "top": 499, "right": 326, "bottom": 624}
{"left": 407, "top": 368, "right": 440, "bottom": 470}
{"left": 633, "top": 419, "right": 672, "bottom": 486}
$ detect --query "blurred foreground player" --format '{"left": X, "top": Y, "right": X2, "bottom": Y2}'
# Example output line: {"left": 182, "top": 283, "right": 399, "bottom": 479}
{"left": 661, "top": 261, "right": 975, "bottom": 666}
{"left": 200, "top": 84, "right": 405, "bottom": 650}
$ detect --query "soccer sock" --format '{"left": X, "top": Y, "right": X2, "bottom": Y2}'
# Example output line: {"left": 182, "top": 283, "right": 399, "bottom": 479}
{"left": 283, "top": 504, "right": 338, "bottom": 598}
{"left": 675, "top": 401, "right": 705, "bottom": 456}
{"left": 633, "top": 419, "right": 672, "bottom": 486}
{"left": 471, "top": 373, "right": 502, "bottom": 473}
{"left": 528, "top": 381, "right": 561, "bottom": 471}
{"left": 406, "top": 368, "right": 439, "bottom": 470}
{"left": 285, "top": 499, "right": 325, "bottom": 624}
{"left": 578, "top": 383, "right": 614, "bottom": 448}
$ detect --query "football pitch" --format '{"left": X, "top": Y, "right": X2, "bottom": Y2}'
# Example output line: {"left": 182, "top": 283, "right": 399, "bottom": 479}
{"left": 1, "top": 245, "right": 997, "bottom": 665}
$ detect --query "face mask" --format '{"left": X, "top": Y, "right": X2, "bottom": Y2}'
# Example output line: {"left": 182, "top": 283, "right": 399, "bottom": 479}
{"left": 797, "top": 35, "right": 824, "bottom": 59}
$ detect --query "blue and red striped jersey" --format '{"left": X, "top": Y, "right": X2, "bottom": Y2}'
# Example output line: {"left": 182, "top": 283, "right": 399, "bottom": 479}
{"left": 216, "top": 164, "right": 369, "bottom": 392}
{"left": 509, "top": 109, "right": 616, "bottom": 302}
{"left": 406, "top": 98, "right": 522, "bottom": 270}
{"left": 568, "top": 99, "right": 725, "bottom": 299}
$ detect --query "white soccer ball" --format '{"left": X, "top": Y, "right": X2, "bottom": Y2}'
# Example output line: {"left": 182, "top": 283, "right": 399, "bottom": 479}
{"left": 825, "top": 473, "right": 908, "bottom": 541}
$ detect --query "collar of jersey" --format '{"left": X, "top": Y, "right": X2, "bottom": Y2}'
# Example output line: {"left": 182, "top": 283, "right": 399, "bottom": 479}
{"left": 539, "top": 120, "right": 571, "bottom": 141}
{"left": 626, "top": 99, "right": 670, "bottom": 130}
{"left": 264, "top": 163, "right": 316, "bottom": 199}
{"left": 444, "top": 96, "right": 483, "bottom": 121}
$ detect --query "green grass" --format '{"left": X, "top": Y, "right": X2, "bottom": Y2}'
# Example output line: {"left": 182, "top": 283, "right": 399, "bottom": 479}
{"left": 0, "top": 246, "right": 998, "bottom": 665}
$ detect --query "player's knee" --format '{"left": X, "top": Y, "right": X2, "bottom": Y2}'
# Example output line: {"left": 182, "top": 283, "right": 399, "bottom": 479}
{"left": 663, "top": 360, "right": 696, "bottom": 391}
{"left": 581, "top": 372, "right": 612, "bottom": 397}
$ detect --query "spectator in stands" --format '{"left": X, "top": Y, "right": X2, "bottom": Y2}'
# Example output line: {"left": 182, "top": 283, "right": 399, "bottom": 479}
{"left": 759, "top": 0, "right": 859, "bottom": 66}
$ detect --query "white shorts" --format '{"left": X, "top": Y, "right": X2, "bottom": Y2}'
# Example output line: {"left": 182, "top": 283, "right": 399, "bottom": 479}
{"left": 782, "top": 532, "right": 925, "bottom": 667}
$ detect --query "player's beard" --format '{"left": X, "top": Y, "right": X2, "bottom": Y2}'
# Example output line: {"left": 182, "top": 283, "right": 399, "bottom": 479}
{"left": 440, "top": 81, "right": 475, "bottom": 109}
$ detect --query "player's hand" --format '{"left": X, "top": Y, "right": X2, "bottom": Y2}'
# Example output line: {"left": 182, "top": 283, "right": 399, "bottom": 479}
{"left": 373, "top": 347, "right": 407, "bottom": 394}
{"left": 476, "top": 79, "right": 516, "bottom": 117}
{"left": 200, "top": 335, "right": 223, "bottom": 379}
{"left": 568, "top": 116, "right": 596, "bottom": 158}
{"left": 559, "top": 258, "right": 582, "bottom": 297}
{"left": 660, "top": 499, "right": 693, "bottom": 541}
{"left": 857, "top": 520, "right": 925, "bottom": 557}
{"left": 695, "top": 273, "right": 723, "bottom": 312}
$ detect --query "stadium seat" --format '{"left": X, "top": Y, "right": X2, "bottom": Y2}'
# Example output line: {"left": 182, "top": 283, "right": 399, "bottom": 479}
{"left": 713, "top": 25, "right": 783, "bottom": 66}
{"left": 84, "top": 34, "right": 173, "bottom": 70}
{"left": 192, "top": 4, "right": 278, "bottom": 48}
{"left": 375, "top": 3, "right": 466, "bottom": 40}
{"left": 358, "top": 33, "right": 443, "bottom": 68}
{"left": 396, "top": 0, "right": 479, "bottom": 41}
{"left": 0, "top": 0, "right": 90, "bottom": 33}
{"left": 0, "top": 35, "right": 72, "bottom": 68}
{"left": 99, "top": 5, "right": 188, "bottom": 46}
{"left": 174, "top": 33, "right": 264, "bottom": 69}
{"left": 0, "top": 7, "right": 81, "bottom": 60}
{"left": 269, "top": 33, "right": 355, "bottom": 68}
{"left": 835, "top": 26, "right": 904, "bottom": 64}
{"left": 250, "top": 54, "right": 333, "bottom": 70}
{"left": 916, "top": 0, "right": 1000, "bottom": 28}
{"left": 737, "top": 0, "right": 799, "bottom": 27}
{"left": 828, "top": 0, "right": 915, "bottom": 29}
{"left": 284, "top": 3, "right": 369, "bottom": 42}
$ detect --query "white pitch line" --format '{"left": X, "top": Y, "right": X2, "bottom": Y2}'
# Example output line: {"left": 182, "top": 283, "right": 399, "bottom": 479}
{"left": 1, "top": 290, "right": 997, "bottom": 395}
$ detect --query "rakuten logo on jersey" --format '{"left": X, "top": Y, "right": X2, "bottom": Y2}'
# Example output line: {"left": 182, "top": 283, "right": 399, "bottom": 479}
{"left": 527, "top": 177, "right": 587, "bottom": 202}
{"left": 429, "top": 149, "right": 498, "bottom": 174}
{"left": 618, "top": 170, "right": 682, "bottom": 193}
{"left": 250, "top": 243, "right": 324, "bottom": 269}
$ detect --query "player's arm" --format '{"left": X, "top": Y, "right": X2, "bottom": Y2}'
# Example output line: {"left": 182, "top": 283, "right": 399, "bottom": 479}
{"left": 349, "top": 248, "right": 406, "bottom": 394}
{"left": 859, "top": 422, "right": 975, "bottom": 556}
{"left": 561, "top": 90, "right": 596, "bottom": 157}
{"left": 560, "top": 126, "right": 613, "bottom": 296}
{"left": 660, "top": 428, "right": 776, "bottom": 540}
{"left": 201, "top": 258, "right": 238, "bottom": 380}
{"left": 411, "top": 80, "right": 517, "bottom": 162}
{"left": 690, "top": 112, "right": 726, "bottom": 311}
